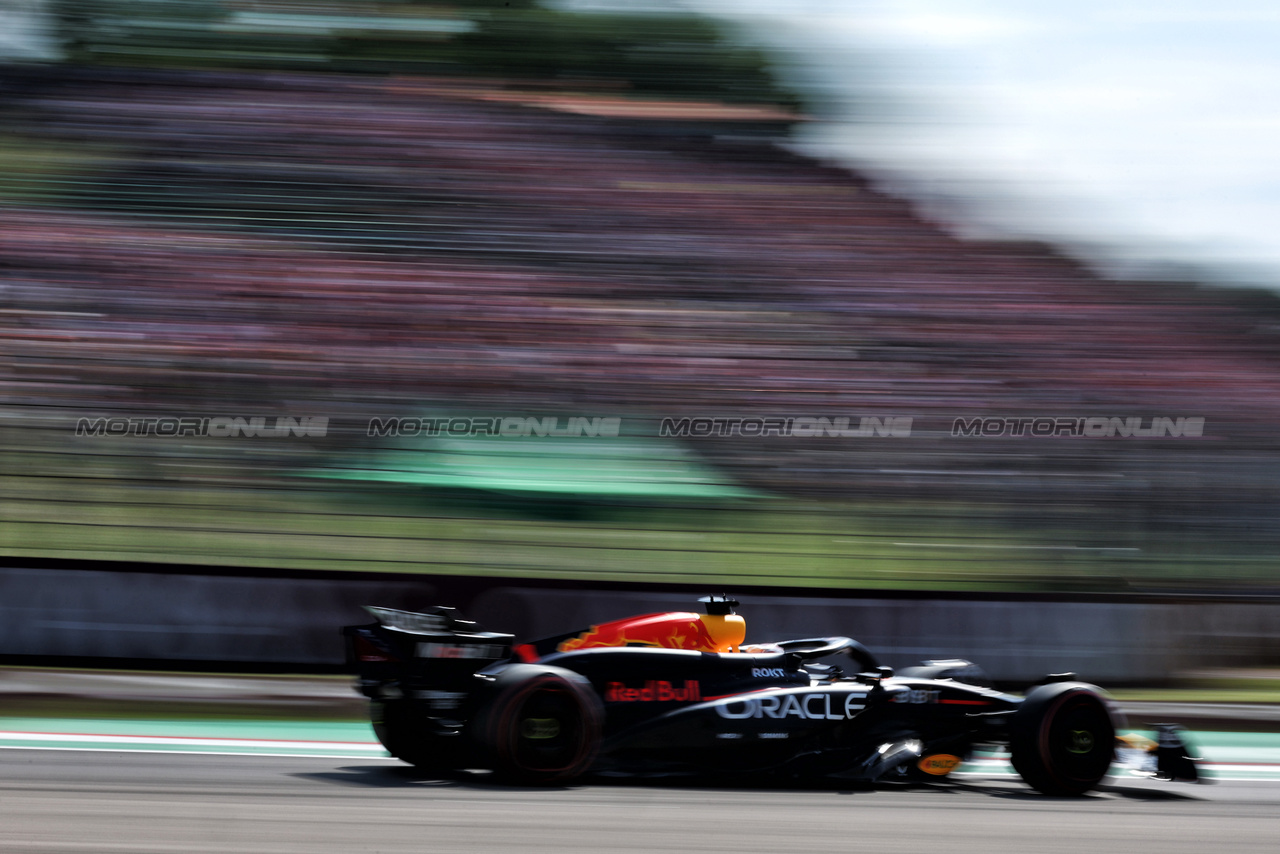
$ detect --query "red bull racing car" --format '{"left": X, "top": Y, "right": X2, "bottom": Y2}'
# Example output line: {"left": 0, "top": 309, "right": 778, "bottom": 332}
{"left": 342, "top": 596, "right": 1201, "bottom": 794}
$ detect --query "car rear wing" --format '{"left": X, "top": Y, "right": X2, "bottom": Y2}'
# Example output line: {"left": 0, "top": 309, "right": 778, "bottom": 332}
{"left": 342, "top": 606, "right": 514, "bottom": 698}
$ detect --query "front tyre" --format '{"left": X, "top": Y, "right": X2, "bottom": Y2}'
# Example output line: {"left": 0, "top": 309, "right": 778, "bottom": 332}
{"left": 473, "top": 666, "right": 603, "bottom": 784}
{"left": 1010, "top": 683, "right": 1118, "bottom": 796}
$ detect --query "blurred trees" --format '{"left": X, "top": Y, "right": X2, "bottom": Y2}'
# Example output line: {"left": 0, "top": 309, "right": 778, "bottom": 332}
{"left": 44, "top": 0, "right": 798, "bottom": 107}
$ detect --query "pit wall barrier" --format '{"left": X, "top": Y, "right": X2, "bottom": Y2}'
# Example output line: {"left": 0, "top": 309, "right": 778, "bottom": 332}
{"left": 1, "top": 565, "right": 1276, "bottom": 682}
{"left": 0, "top": 565, "right": 434, "bottom": 664}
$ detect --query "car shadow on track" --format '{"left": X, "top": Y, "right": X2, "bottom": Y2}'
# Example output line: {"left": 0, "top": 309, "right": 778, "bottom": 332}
{"left": 293, "top": 765, "right": 1206, "bottom": 801}
{"left": 946, "top": 779, "right": 1207, "bottom": 803}
{"left": 292, "top": 765, "right": 579, "bottom": 792}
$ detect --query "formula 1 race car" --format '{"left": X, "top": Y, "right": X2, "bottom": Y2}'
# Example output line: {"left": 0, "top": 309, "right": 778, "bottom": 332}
{"left": 342, "top": 596, "right": 1201, "bottom": 794}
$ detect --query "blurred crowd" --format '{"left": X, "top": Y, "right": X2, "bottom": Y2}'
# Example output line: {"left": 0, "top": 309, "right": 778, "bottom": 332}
{"left": 3, "top": 65, "right": 1280, "bottom": 539}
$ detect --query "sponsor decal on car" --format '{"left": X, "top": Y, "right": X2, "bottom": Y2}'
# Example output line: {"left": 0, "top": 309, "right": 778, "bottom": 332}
{"left": 605, "top": 680, "right": 702, "bottom": 703}
{"left": 521, "top": 718, "right": 561, "bottom": 740}
{"left": 1069, "top": 730, "right": 1095, "bottom": 754}
{"left": 918, "top": 754, "right": 962, "bottom": 776}
{"left": 412, "top": 690, "right": 467, "bottom": 710}
{"left": 415, "top": 642, "right": 506, "bottom": 660}
{"left": 714, "top": 691, "right": 866, "bottom": 721}
{"left": 751, "top": 667, "right": 789, "bottom": 678}
{"left": 890, "top": 688, "right": 940, "bottom": 704}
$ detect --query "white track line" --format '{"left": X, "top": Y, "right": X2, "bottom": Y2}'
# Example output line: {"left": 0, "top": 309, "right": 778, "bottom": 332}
{"left": 0, "top": 730, "right": 387, "bottom": 752}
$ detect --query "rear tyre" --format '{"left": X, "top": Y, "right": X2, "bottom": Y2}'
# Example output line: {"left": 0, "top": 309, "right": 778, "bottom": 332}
{"left": 1010, "top": 683, "right": 1117, "bottom": 796}
{"left": 473, "top": 666, "right": 603, "bottom": 784}
{"left": 371, "top": 700, "right": 463, "bottom": 772}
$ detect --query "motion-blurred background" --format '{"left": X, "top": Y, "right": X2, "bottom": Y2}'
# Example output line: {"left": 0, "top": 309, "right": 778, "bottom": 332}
{"left": 3, "top": 0, "right": 1280, "bottom": 603}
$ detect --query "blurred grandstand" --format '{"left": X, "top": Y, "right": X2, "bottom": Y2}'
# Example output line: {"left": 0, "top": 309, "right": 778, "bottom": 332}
{"left": 2, "top": 1, "right": 1280, "bottom": 591}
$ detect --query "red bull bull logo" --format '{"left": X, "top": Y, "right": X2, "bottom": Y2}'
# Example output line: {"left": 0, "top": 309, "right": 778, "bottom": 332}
{"left": 558, "top": 612, "right": 723, "bottom": 653}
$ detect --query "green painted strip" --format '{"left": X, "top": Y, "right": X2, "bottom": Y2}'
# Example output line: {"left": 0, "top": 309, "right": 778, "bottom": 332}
{"left": 0, "top": 717, "right": 387, "bottom": 757}
{"left": 1174, "top": 730, "right": 1280, "bottom": 749}
{"left": 0, "top": 717, "right": 374, "bottom": 743}
{"left": 1, "top": 719, "right": 1279, "bottom": 781}
{"left": 1, "top": 738, "right": 378, "bottom": 758}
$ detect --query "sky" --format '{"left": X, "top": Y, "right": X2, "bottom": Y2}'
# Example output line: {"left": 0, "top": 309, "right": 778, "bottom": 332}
{"left": 680, "top": 0, "right": 1280, "bottom": 288}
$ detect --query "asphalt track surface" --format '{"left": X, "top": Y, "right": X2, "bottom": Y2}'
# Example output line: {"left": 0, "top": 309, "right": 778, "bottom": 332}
{"left": 2, "top": 749, "right": 1277, "bottom": 854}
